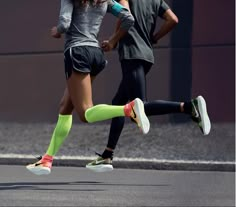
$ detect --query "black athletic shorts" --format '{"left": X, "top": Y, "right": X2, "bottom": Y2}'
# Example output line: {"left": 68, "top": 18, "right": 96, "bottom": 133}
{"left": 64, "top": 46, "right": 107, "bottom": 79}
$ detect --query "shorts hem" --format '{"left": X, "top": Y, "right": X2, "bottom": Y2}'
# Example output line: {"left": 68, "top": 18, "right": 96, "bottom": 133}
{"left": 73, "top": 67, "right": 90, "bottom": 74}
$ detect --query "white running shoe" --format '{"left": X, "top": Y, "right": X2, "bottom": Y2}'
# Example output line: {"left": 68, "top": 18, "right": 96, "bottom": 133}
{"left": 128, "top": 98, "right": 150, "bottom": 134}
{"left": 26, "top": 156, "right": 52, "bottom": 175}
{"left": 191, "top": 96, "right": 211, "bottom": 135}
{"left": 86, "top": 156, "right": 113, "bottom": 173}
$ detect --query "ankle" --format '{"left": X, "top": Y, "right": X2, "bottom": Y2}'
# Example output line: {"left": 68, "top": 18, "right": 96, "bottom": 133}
{"left": 124, "top": 101, "right": 134, "bottom": 117}
{"left": 102, "top": 149, "right": 114, "bottom": 159}
{"left": 42, "top": 154, "right": 53, "bottom": 162}
{"left": 180, "top": 102, "right": 184, "bottom": 112}
{"left": 105, "top": 147, "right": 113, "bottom": 152}
{"left": 183, "top": 101, "right": 192, "bottom": 114}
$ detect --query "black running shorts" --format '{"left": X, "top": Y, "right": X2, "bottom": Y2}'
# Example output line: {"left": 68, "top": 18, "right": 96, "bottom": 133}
{"left": 64, "top": 46, "right": 107, "bottom": 79}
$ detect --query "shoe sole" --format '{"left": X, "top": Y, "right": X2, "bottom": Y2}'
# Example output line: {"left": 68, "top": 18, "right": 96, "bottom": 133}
{"left": 197, "top": 96, "right": 211, "bottom": 135}
{"left": 26, "top": 165, "right": 51, "bottom": 175}
{"left": 133, "top": 98, "right": 150, "bottom": 134}
{"left": 86, "top": 164, "right": 113, "bottom": 173}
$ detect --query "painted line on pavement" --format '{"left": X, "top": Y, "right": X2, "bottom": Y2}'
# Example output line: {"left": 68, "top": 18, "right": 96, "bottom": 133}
{"left": 0, "top": 153, "right": 234, "bottom": 165}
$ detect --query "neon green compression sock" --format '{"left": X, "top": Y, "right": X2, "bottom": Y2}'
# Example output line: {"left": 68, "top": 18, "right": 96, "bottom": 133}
{"left": 46, "top": 114, "right": 72, "bottom": 156}
{"left": 85, "top": 104, "right": 125, "bottom": 123}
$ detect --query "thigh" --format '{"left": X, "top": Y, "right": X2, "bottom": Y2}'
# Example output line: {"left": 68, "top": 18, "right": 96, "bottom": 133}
{"left": 121, "top": 60, "right": 149, "bottom": 102}
{"left": 67, "top": 71, "right": 93, "bottom": 121}
{"left": 112, "top": 79, "right": 129, "bottom": 105}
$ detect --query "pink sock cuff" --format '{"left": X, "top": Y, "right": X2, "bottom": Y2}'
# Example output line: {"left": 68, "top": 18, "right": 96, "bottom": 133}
{"left": 124, "top": 104, "right": 131, "bottom": 116}
{"left": 42, "top": 154, "right": 53, "bottom": 162}
{"left": 124, "top": 101, "right": 135, "bottom": 117}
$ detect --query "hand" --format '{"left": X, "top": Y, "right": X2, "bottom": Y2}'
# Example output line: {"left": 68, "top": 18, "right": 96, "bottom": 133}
{"left": 101, "top": 40, "right": 115, "bottom": 52}
{"left": 51, "top": 26, "right": 61, "bottom": 38}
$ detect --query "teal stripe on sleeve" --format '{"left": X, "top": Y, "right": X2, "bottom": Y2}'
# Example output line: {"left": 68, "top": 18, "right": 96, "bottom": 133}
{"left": 110, "top": 0, "right": 124, "bottom": 16}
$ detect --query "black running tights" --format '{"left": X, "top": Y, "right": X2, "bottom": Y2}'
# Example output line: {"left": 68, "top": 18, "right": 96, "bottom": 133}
{"left": 107, "top": 59, "right": 182, "bottom": 149}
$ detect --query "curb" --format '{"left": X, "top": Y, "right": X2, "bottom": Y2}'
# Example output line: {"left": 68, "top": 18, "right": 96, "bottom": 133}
{"left": 0, "top": 157, "right": 235, "bottom": 172}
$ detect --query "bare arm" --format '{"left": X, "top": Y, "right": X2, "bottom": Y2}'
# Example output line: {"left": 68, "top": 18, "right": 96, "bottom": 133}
{"left": 114, "top": 0, "right": 130, "bottom": 32}
{"left": 152, "top": 9, "right": 178, "bottom": 44}
{"left": 102, "top": 0, "right": 133, "bottom": 51}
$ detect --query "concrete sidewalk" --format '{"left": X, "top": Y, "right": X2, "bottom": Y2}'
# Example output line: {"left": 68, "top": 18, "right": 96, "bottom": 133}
{"left": 0, "top": 121, "right": 235, "bottom": 171}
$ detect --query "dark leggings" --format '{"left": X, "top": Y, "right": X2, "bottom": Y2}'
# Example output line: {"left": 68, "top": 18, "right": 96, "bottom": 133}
{"left": 107, "top": 59, "right": 182, "bottom": 149}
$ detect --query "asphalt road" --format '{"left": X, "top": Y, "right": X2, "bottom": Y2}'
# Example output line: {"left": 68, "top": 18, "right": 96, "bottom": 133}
{"left": 0, "top": 165, "right": 234, "bottom": 207}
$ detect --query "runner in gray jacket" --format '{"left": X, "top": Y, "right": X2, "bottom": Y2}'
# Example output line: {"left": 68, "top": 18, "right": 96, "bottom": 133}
{"left": 26, "top": 0, "right": 150, "bottom": 176}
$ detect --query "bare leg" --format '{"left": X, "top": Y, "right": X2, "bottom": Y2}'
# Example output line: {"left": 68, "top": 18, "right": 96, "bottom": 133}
{"left": 59, "top": 87, "right": 74, "bottom": 115}
{"left": 67, "top": 71, "right": 149, "bottom": 133}
{"left": 59, "top": 75, "right": 95, "bottom": 115}
{"left": 67, "top": 71, "right": 94, "bottom": 122}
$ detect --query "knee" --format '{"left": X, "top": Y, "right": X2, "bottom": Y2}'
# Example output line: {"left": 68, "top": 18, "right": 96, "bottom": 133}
{"left": 77, "top": 104, "right": 93, "bottom": 123}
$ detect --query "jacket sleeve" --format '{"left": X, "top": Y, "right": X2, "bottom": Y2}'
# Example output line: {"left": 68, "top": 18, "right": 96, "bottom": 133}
{"left": 107, "top": 0, "right": 134, "bottom": 31}
{"left": 57, "top": 0, "right": 73, "bottom": 34}
{"left": 158, "top": 0, "right": 170, "bottom": 18}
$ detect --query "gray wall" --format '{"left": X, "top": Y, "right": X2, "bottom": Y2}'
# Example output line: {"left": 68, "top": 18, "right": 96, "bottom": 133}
{"left": 0, "top": 0, "right": 234, "bottom": 123}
